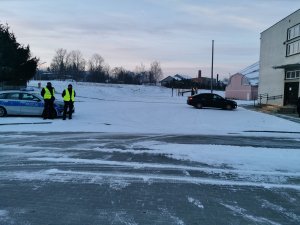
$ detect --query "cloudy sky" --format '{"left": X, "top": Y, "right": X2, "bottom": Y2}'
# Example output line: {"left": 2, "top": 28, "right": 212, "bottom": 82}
{"left": 0, "top": 0, "right": 299, "bottom": 78}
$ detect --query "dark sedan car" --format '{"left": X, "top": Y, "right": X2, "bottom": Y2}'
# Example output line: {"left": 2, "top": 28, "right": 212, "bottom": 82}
{"left": 187, "top": 93, "right": 237, "bottom": 110}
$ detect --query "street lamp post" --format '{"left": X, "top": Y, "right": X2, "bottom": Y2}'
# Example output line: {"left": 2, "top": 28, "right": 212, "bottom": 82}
{"left": 211, "top": 40, "right": 214, "bottom": 94}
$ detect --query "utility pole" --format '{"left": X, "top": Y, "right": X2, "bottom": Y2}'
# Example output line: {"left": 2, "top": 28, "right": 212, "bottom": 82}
{"left": 211, "top": 40, "right": 214, "bottom": 93}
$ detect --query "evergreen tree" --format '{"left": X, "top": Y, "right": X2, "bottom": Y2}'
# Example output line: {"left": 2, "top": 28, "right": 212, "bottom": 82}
{"left": 0, "top": 23, "right": 38, "bottom": 83}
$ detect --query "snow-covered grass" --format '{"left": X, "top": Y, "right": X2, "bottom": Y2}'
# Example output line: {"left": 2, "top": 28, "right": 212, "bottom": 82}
{"left": 0, "top": 81, "right": 300, "bottom": 137}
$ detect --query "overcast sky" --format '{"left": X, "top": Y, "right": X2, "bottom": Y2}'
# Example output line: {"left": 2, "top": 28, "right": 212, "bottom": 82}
{"left": 0, "top": 0, "right": 299, "bottom": 78}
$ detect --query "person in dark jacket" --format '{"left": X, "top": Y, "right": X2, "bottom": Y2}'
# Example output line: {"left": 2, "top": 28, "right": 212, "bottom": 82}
{"left": 41, "top": 82, "right": 55, "bottom": 119}
{"left": 62, "top": 84, "right": 76, "bottom": 120}
{"left": 297, "top": 97, "right": 300, "bottom": 118}
{"left": 191, "top": 88, "right": 195, "bottom": 96}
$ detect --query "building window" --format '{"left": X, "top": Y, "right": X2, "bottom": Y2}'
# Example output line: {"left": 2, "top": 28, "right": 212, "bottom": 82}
{"left": 288, "top": 24, "right": 300, "bottom": 40}
{"left": 287, "top": 40, "right": 300, "bottom": 56}
{"left": 286, "top": 70, "right": 300, "bottom": 80}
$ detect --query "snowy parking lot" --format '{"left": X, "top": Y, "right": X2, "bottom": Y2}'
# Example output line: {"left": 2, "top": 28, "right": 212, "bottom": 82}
{"left": 1, "top": 81, "right": 300, "bottom": 136}
{"left": 1, "top": 81, "right": 300, "bottom": 224}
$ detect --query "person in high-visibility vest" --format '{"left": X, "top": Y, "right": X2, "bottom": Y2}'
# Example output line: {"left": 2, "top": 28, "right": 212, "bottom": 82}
{"left": 62, "top": 84, "right": 76, "bottom": 120}
{"left": 41, "top": 82, "right": 55, "bottom": 119}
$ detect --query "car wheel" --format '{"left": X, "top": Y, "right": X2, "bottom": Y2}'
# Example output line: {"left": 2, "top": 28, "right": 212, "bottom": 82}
{"left": 196, "top": 103, "right": 203, "bottom": 109}
{"left": 0, "top": 107, "right": 7, "bottom": 117}
{"left": 226, "top": 104, "right": 232, "bottom": 110}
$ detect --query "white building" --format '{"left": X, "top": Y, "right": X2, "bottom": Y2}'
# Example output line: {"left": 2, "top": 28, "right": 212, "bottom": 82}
{"left": 259, "top": 9, "right": 300, "bottom": 106}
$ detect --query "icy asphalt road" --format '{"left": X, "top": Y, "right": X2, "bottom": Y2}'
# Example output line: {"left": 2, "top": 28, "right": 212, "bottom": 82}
{"left": 0, "top": 132, "right": 300, "bottom": 225}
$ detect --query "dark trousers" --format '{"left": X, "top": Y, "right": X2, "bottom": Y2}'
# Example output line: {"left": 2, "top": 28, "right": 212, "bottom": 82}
{"left": 63, "top": 101, "right": 74, "bottom": 119}
{"left": 43, "top": 99, "right": 55, "bottom": 119}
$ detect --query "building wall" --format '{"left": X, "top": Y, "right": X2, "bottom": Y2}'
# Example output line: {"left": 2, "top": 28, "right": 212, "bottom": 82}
{"left": 251, "top": 86, "right": 258, "bottom": 100}
{"left": 225, "top": 74, "right": 257, "bottom": 100}
{"left": 259, "top": 9, "right": 300, "bottom": 106}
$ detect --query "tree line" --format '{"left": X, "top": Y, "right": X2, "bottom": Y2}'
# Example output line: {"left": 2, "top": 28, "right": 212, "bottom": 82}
{"left": 48, "top": 48, "right": 163, "bottom": 85}
{"left": 0, "top": 23, "right": 163, "bottom": 86}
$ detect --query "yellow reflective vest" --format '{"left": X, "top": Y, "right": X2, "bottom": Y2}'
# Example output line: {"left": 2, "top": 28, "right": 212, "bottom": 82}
{"left": 44, "top": 87, "right": 55, "bottom": 100}
{"left": 63, "top": 89, "right": 75, "bottom": 102}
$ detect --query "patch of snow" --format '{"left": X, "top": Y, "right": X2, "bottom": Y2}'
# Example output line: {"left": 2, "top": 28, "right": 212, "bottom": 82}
{"left": 188, "top": 197, "right": 204, "bottom": 209}
{"left": 261, "top": 200, "right": 300, "bottom": 222}
{"left": 221, "top": 203, "right": 281, "bottom": 225}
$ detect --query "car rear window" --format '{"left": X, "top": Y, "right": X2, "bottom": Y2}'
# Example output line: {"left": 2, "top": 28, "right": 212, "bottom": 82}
{"left": 199, "top": 94, "right": 210, "bottom": 100}
{"left": 6, "top": 93, "right": 20, "bottom": 100}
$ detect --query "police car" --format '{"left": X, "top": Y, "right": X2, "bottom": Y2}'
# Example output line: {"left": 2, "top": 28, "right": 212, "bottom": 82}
{"left": 0, "top": 89, "right": 72, "bottom": 117}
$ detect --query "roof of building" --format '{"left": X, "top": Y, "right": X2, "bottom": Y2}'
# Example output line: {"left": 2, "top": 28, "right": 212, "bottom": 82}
{"left": 261, "top": 9, "right": 300, "bottom": 34}
{"left": 239, "top": 62, "right": 259, "bottom": 85}
{"left": 160, "top": 76, "right": 174, "bottom": 82}
{"left": 174, "top": 74, "right": 192, "bottom": 80}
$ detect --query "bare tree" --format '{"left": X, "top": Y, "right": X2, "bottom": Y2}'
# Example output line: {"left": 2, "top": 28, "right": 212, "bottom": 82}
{"left": 135, "top": 63, "right": 148, "bottom": 84}
{"left": 89, "top": 54, "right": 104, "bottom": 71}
{"left": 111, "top": 67, "right": 125, "bottom": 82}
{"left": 135, "top": 63, "right": 146, "bottom": 74}
{"left": 87, "top": 54, "right": 109, "bottom": 83}
{"left": 67, "top": 50, "right": 86, "bottom": 81}
{"left": 50, "top": 48, "right": 68, "bottom": 80}
{"left": 150, "top": 61, "right": 163, "bottom": 85}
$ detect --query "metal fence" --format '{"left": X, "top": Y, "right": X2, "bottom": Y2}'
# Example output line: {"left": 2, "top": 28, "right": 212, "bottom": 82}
{"left": 257, "top": 93, "right": 283, "bottom": 105}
